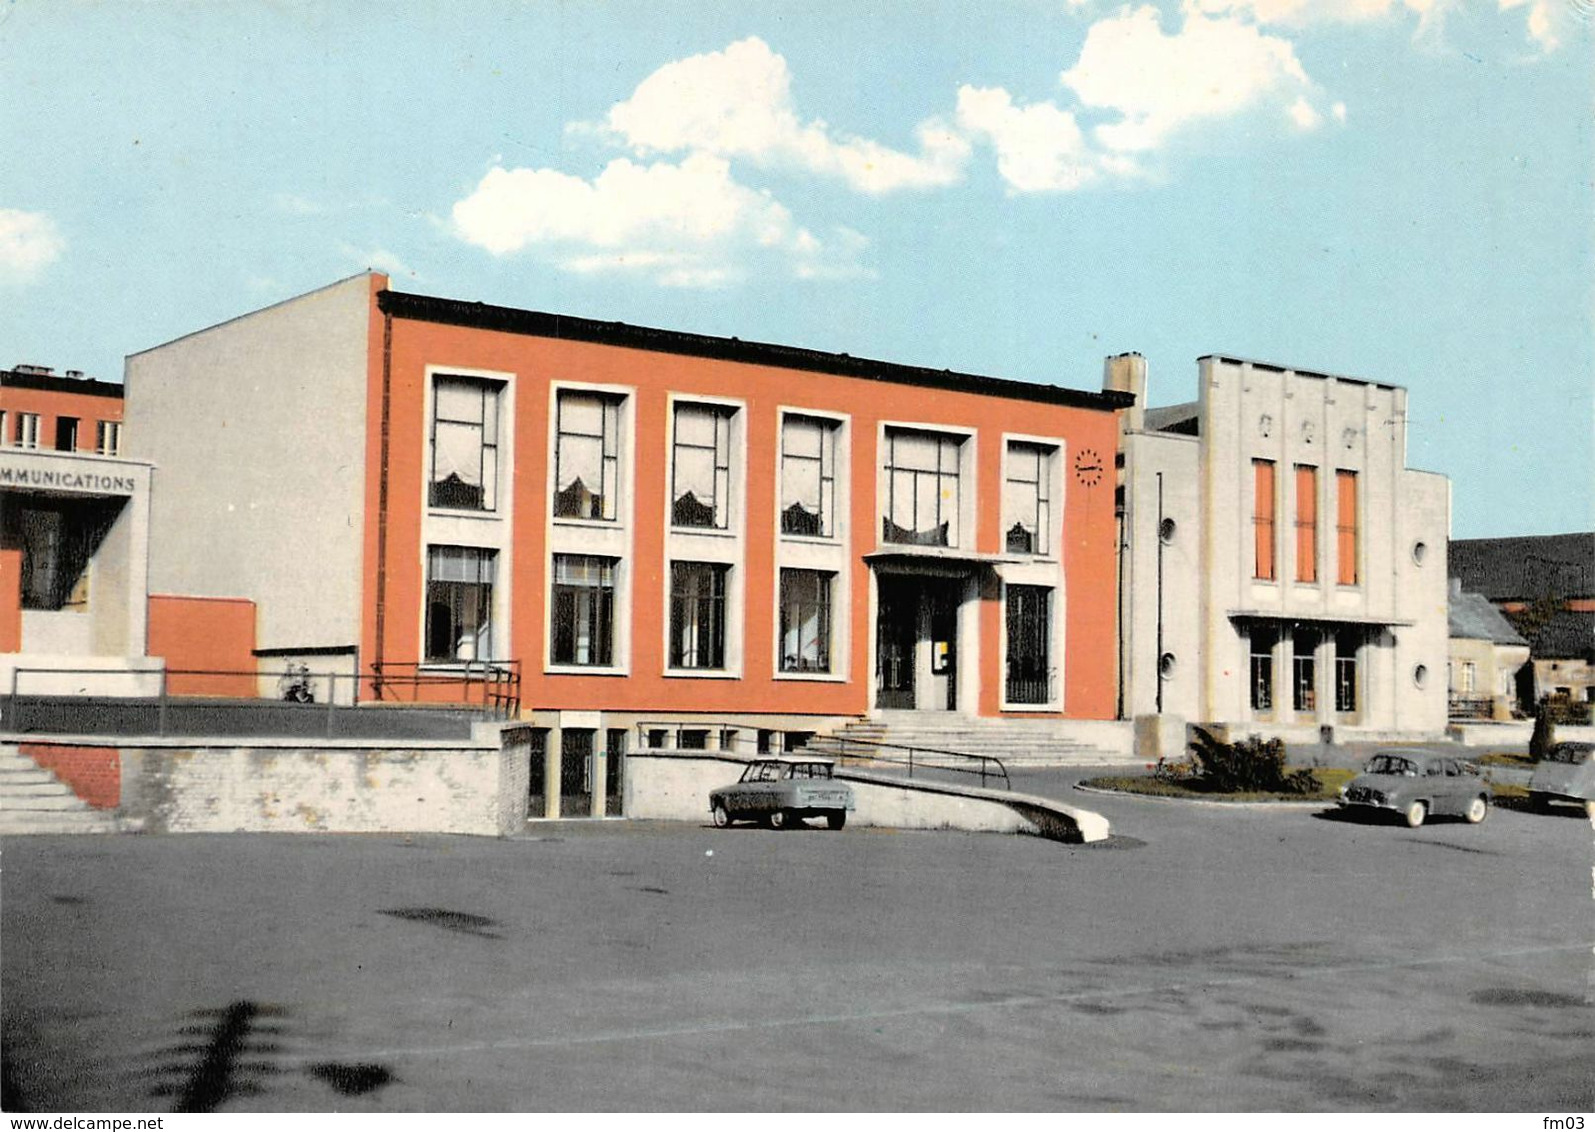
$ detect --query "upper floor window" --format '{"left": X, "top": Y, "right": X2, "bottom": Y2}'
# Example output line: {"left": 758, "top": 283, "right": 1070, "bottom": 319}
{"left": 1294, "top": 464, "right": 1318, "bottom": 583}
{"left": 14, "top": 412, "right": 40, "bottom": 450}
{"left": 1335, "top": 469, "right": 1359, "bottom": 585}
{"left": 1003, "top": 442, "right": 1054, "bottom": 555}
{"left": 553, "top": 390, "right": 622, "bottom": 521}
{"left": 55, "top": 417, "right": 78, "bottom": 452}
{"left": 425, "top": 545, "right": 496, "bottom": 662}
{"left": 780, "top": 414, "right": 838, "bottom": 538}
{"left": 1252, "top": 459, "right": 1276, "bottom": 581}
{"left": 430, "top": 376, "right": 501, "bottom": 511}
{"left": 882, "top": 428, "right": 962, "bottom": 548}
{"left": 671, "top": 403, "right": 734, "bottom": 529}
{"left": 95, "top": 420, "right": 122, "bottom": 456}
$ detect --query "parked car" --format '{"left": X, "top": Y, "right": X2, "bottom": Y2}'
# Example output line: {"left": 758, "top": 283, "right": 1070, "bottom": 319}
{"left": 709, "top": 757, "right": 855, "bottom": 830}
{"left": 1338, "top": 750, "right": 1490, "bottom": 827}
{"left": 1528, "top": 741, "right": 1595, "bottom": 815}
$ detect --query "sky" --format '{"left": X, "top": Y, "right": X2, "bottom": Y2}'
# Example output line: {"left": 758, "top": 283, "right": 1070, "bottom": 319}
{"left": 1, "top": 0, "right": 1589, "bottom": 539}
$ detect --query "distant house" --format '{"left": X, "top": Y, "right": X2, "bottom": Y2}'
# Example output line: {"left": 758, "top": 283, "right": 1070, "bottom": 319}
{"left": 1446, "top": 579, "right": 1530, "bottom": 721}
{"left": 1449, "top": 533, "right": 1594, "bottom": 715}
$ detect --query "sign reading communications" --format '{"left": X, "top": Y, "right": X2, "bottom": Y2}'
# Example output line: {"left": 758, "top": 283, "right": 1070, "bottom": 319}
{"left": 0, "top": 463, "right": 139, "bottom": 494}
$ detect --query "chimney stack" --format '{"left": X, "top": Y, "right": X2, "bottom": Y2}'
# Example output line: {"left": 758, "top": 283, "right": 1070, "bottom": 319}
{"left": 1103, "top": 352, "right": 1147, "bottom": 432}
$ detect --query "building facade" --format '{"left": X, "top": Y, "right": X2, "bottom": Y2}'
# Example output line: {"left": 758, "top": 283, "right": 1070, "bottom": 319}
{"left": 1112, "top": 353, "right": 1450, "bottom": 741}
{"left": 126, "top": 274, "right": 1129, "bottom": 746}
{"left": 0, "top": 365, "right": 155, "bottom": 696}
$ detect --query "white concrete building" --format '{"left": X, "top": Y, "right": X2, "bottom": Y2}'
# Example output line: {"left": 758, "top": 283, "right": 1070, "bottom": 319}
{"left": 1111, "top": 354, "right": 1450, "bottom": 744}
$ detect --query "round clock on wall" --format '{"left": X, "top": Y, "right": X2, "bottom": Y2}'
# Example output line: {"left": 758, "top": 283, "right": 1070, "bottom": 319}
{"left": 1074, "top": 447, "right": 1104, "bottom": 487}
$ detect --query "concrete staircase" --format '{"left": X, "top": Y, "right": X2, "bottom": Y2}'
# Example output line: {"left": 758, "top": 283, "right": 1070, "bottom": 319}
{"left": 810, "top": 713, "right": 1133, "bottom": 769}
{"left": 0, "top": 745, "right": 120, "bottom": 835}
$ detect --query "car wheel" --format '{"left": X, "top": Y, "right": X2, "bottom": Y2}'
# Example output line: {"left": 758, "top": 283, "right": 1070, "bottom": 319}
{"left": 1529, "top": 791, "right": 1549, "bottom": 813}
{"left": 768, "top": 809, "right": 790, "bottom": 830}
{"left": 1404, "top": 800, "right": 1427, "bottom": 828}
{"left": 1465, "top": 795, "right": 1488, "bottom": 824}
{"left": 1585, "top": 800, "right": 1595, "bottom": 821}
{"left": 712, "top": 802, "right": 731, "bottom": 828}
{"left": 826, "top": 810, "right": 846, "bottom": 831}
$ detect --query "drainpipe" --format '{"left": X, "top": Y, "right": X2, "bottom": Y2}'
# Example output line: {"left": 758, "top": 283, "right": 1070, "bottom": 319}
{"left": 372, "top": 309, "right": 393, "bottom": 697}
{"left": 1156, "top": 471, "right": 1165, "bottom": 715}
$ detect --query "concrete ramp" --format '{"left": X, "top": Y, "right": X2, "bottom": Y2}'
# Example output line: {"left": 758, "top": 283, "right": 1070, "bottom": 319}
{"left": 625, "top": 752, "right": 1110, "bottom": 844}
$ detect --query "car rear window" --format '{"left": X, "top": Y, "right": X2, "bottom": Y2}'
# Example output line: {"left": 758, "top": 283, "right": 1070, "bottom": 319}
{"left": 1367, "top": 754, "right": 1417, "bottom": 776}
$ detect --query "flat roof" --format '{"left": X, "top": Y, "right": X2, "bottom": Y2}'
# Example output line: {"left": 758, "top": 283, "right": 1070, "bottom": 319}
{"left": 1, "top": 369, "right": 123, "bottom": 399}
{"left": 379, "top": 289, "right": 1134, "bottom": 413}
{"left": 1199, "top": 355, "right": 1401, "bottom": 392}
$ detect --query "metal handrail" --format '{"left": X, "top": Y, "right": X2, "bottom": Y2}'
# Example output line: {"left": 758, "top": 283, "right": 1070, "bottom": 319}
{"left": 803, "top": 734, "right": 1011, "bottom": 791}
{"left": 369, "top": 659, "right": 521, "bottom": 717}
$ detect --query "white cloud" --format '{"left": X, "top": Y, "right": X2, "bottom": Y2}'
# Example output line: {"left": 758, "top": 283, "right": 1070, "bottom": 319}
{"left": 955, "top": 86, "right": 1111, "bottom": 192}
{"left": 0, "top": 209, "right": 63, "bottom": 282}
{"left": 1191, "top": 0, "right": 1572, "bottom": 50}
{"left": 596, "top": 37, "right": 969, "bottom": 194}
{"left": 1061, "top": 6, "right": 1334, "bottom": 152}
{"left": 451, "top": 153, "right": 867, "bottom": 286}
{"left": 1496, "top": 0, "right": 1574, "bottom": 50}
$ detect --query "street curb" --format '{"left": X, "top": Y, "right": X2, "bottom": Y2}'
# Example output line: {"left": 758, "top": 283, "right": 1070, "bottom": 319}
{"left": 1072, "top": 783, "right": 1330, "bottom": 810}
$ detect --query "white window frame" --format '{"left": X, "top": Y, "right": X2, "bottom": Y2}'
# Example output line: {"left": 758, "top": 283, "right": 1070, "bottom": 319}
{"left": 95, "top": 420, "right": 122, "bottom": 456}
{"left": 15, "top": 412, "right": 40, "bottom": 450}
{"left": 1002, "top": 433, "right": 1062, "bottom": 559}
{"left": 876, "top": 420, "right": 976, "bottom": 551}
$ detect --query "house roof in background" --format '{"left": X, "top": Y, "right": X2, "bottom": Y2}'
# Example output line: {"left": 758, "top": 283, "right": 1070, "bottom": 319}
{"left": 1448, "top": 533, "right": 1594, "bottom": 601}
{"left": 1449, "top": 586, "right": 1529, "bottom": 645}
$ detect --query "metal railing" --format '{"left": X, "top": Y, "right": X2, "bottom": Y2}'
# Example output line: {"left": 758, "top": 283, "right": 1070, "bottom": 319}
{"left": 1447, "top": 694, "right": 1494, "bottom": 721}
{"left": 369, "top": 660, "right": 521, "bottom": 718}
{"left": 800, "top": 734, "right": 1012, "bottom": 791}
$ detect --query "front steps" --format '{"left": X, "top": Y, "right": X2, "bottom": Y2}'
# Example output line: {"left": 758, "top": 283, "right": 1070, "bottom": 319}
{"left": 811, "top": 713, "right": 1133, "bottom": 768}
{"left": 0, "top": 745, "right": 120, "bottom": 835}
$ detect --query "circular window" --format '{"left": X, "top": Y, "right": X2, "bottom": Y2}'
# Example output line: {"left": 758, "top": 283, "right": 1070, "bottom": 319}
{"left": 1412, "top": 541, "right": 1428, "bottom": 565}
{"left": 1159, "top": 518, "right": 1177, "bottom": 545}
{"left": 1413, "top": 664, "right": 1429, "bottom": 688}
{"left": 1159, "top": 652, "right": 1177, "bottom": 679}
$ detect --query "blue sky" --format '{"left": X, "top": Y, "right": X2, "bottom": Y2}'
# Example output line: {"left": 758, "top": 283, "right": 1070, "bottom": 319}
{"left": 2, "top": 0, "right": 1589, "bottom": 538}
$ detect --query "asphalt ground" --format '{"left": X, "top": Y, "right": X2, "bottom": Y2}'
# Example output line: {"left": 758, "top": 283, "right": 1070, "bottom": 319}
{"left": 2, "top": 783, "right": 1591, "bottom": 1113}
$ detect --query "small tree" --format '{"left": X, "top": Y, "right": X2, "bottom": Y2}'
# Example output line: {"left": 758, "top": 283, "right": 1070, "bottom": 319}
{"left": 1529, "top": 700, "right": 1557, "bottom": 761}
{"left": 1187, "top": 726, "right": 1319, "bottom": 794}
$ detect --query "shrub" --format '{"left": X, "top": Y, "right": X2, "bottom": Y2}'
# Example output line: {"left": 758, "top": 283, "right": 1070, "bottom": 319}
{"left": 1187, "top": 726, "right": 1319, "bottom": 795}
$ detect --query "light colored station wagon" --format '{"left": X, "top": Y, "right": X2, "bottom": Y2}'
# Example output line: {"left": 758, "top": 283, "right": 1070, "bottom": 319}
{"left": 1338, "top": 750, "right": 1491, "bottom": 828}
{"left": 709, "top": 757, "right": 856, "bottom": 831}
{"left": 1529, "top": 741, "right": 1595, "bottom": 816}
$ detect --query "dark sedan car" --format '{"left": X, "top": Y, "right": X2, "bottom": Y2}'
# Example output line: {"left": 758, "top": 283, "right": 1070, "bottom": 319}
{"left": 1529, "top": 741, "right": 1595, "bottom": 816}
{"left": 1338, "top": 750, "right": 1490, "bottom": 827}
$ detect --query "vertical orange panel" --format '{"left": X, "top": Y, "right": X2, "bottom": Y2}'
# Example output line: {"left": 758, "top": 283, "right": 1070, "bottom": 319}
{"left": 1294, "top": 465, "right": 1317, "bottom": 583}
{"left": 1253, "top": 460, "right": 1275, "bottom": 581}
{"left": 1336, "top": 470, "right": 1358, "bottom": 585}
{"left": 0, "top": 547, "right": 22, "bottom": 652}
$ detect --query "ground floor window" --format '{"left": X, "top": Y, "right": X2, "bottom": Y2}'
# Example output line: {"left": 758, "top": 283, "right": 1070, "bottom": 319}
{"left": 1, "top": 495, "right": 119, "bottom": 611}
{"left": 1005, "top": 584, "right": 1052, "bottom": 704}
{"left": 779, "top": 569, "right": 833, "bottom": 673}
{"left": 1250, "top": 626, "right": 1277, "bottom": 712}
{"left": 1292, "top": 629, "right": 1317, "bottom": 713}
{"left": 669, "top": 561, "right": 728, "bottom": 669}
{"left": 425, "top": 545, "right": 496, "bottom": 661}
{"left": 1335, "top": 629, "right": 1360, "bottom": 712}
{"left": 550, "top": 554, "right": 616, "bottom": 666}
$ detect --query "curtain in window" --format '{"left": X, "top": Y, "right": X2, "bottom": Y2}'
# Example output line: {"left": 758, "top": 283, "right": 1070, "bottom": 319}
{"left": 779, "top": 570, "right": 831, "bottom": 672}
{"left": 672, "top": 405, "right": 730, "bottom": 528}
{"left": 780, "top": 416, "right": 833, "bottom": 537}
{"left": 554, "top": 393, "right": 619, "bottom": 520}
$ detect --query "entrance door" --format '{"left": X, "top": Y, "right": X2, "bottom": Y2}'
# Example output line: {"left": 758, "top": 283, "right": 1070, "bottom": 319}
{"left": 875, "top": 574, "right": 961, "bottom": 711}
{"left": 876, "top": 577, "right": 917, "bottom": 709}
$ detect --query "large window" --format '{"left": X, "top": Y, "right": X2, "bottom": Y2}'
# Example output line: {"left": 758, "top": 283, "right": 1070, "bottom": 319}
{"left": 1005, "top": 585, "right": 1053, "bottom": 705}
{"left": 1252, "top": 460, "right": 1276, "bottom": 580}
{"left": 55, "top": 417, "right": 78, "bottom": 452}
{"left": 780, "top": 415, "right": 838, "bottom": 537}
{"left": 1294, "top": 464, "right": 1318, "bottom": 583}
{"left": 1004, "top": 443, "right": 1054, "bottom": 555}
{"left": 669, "top": 561, "right": 729, "bottom": 669}
{"left": 671, "top": 403, "right": 733, "bottom": 529}
{"left": 779, "top": 569, "right": 833, "bottom": 673}
{"left": 14, "top": 412, "right": 40, "bottom": 450}
{"left": 1292, "top": 629, "right": 1317, "bottom": 712}
{"left": 1251, "top": 625, "right": 1276, "bottom": 711}
{"left": 425, "top": 545, "right": 496, "bottom": 662}
{"left": 1335, "top": 470, "right": 1359, "bottom": 586}
{"left": 430, "top": 376, "right": 501, "bottom": 511}
{"left": 95, "top": 420, "right": 122, "bottom": 456}
{"left": 550, "top": 555, "right": 616, "bottom": 666}
{"left": 1335, "top": 629, "right": 1360, "bottom": 713}
{"left": 553, "top": 391, "right": 622, "bottom": 521}
{"left": 882, "top": 428, "right": 962, "bottom": 547}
